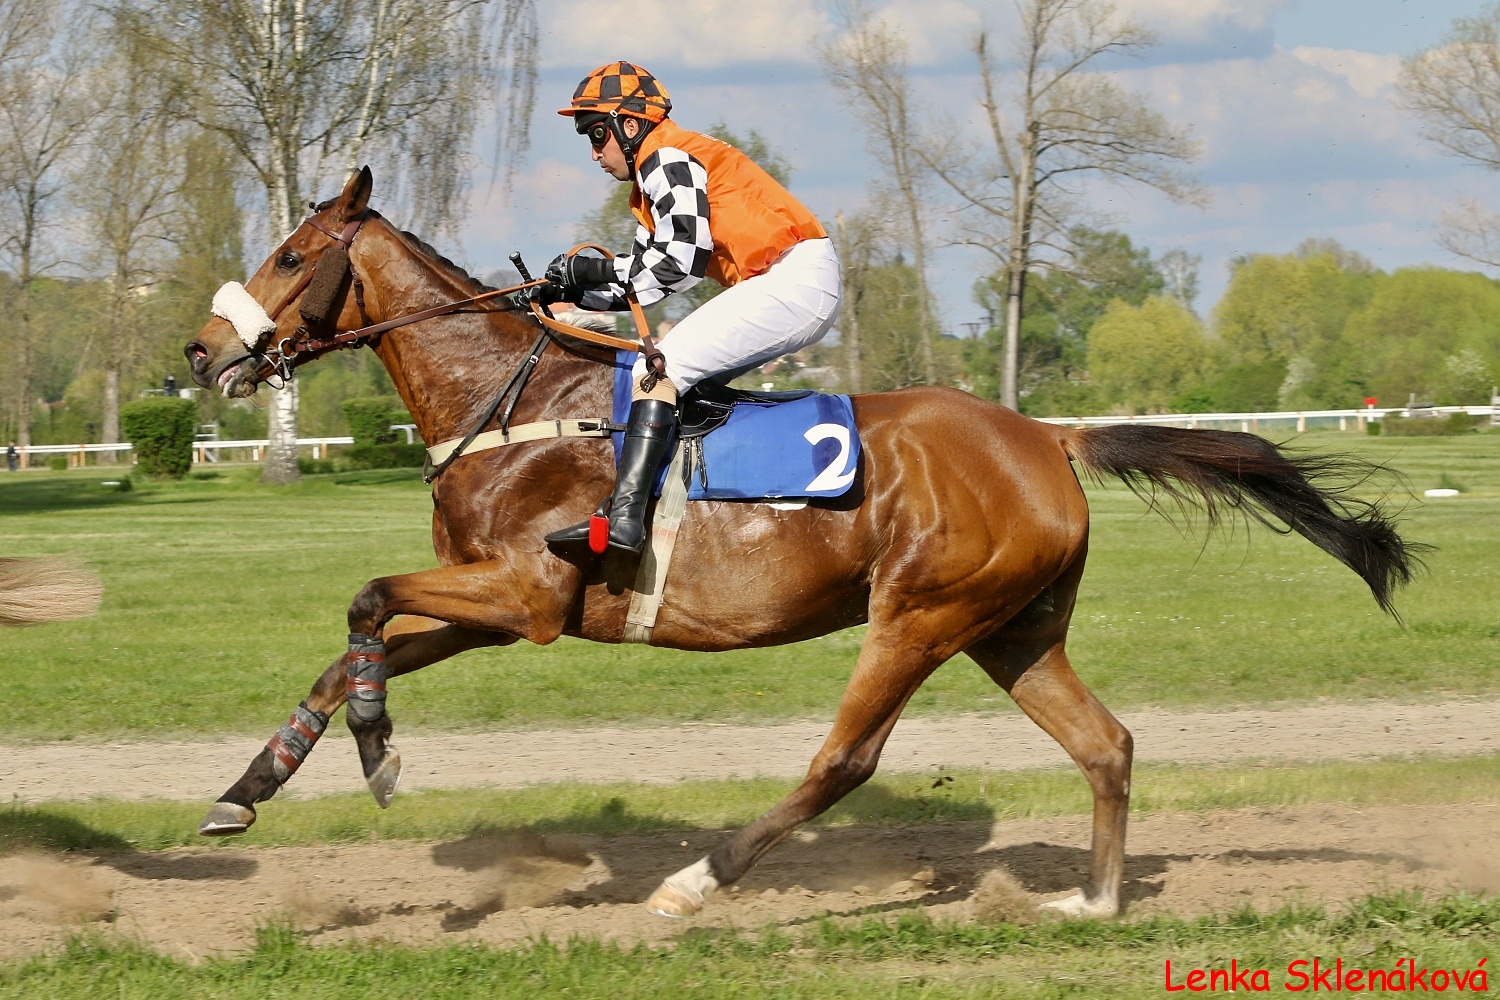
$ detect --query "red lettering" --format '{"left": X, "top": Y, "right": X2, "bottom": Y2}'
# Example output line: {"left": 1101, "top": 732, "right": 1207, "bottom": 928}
{"left": 1211, "top": 969, "right": 1228, "bottom": 991}
{"left": 1188, "top": 969, "right": 1206, "bottom": 991}
{"left": 1251, "top": 969, "right": 1270, "bottom": 992}
{"left": 1346, "top": 969, "right": 1364, "bottom": 991}
{"left": 1230, "top": 960, "right": 1252, "bottom": 992}
{"left": 1369, "top": 969, "right": 1388, "bottom": 990}
{"left": 1311, "top": 959, "right": 1333, "bottom": 992}
{"left": 1166, "top": 959, "right": 1185, "bottom": 992}
{"left": 1433, "top": 969, "right": 1450, "bottom": 990}
{"left": 1287, "top": 960, "right": 1310, "bottom": 992}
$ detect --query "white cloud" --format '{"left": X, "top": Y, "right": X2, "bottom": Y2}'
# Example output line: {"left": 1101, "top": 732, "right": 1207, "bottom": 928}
{"left": 1118, "top": 0, "right": 1291, "bottom": 44}
{"left": 545, "top": 0, "right": 986, "bottom": 72}
{"left": 1289, "top": 46, "right": 1400, "bottom": 99}
{"left": 546, "top": 0, "right": 830, "bottom": 69}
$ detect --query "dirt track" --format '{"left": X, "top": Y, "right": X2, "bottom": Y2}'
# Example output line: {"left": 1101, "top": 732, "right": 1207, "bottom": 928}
{"left": 4, "top": 801, "right": 1497, "bottom": 961}
{"left": 5, "top": 698, "right": 1498, "bottom": 804}
{"left": 3, "top": 699, "right": 1498, "bottom": 960}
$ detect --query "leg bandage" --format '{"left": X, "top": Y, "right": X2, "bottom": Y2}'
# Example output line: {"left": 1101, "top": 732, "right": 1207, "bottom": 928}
{"left": 345, "top": 633, "right": 389, "bottom": 724}
{"left": 632, "top": 377, "right": 678, "bottom": 405}
{"left": 266, "top": 702, "right": 329, "bottom": 781}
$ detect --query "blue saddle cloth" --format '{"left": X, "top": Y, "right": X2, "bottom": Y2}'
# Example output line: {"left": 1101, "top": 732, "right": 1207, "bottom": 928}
{"left": 611, "top": 351, "right": 860, "bottom": 501}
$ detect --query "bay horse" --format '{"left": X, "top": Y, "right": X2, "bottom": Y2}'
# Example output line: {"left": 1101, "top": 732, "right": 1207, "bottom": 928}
{"left": 184, "top": 169, "right": 1415, "bottom": 920}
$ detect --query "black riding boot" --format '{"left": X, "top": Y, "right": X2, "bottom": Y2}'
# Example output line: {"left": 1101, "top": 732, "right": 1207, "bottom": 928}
{"left": 546, "top": 398, "right": 676, "bottom": 555}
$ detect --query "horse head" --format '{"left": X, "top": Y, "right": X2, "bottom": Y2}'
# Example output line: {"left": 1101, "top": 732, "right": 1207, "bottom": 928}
{"left": 185, "top": 167, "right": 375, "bottom": 399}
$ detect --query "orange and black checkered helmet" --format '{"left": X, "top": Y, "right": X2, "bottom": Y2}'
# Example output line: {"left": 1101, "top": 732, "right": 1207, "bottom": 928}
{"left": 559, "top": 61, "right": 672, "bottom": 123}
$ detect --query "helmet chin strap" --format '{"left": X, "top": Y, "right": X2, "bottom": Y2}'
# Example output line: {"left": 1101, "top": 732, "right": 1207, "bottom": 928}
{"left": 608, "top": 110, "right": 656, "bottom": 177}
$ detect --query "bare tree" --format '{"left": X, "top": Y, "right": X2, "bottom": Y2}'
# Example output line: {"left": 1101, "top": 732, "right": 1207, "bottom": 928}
{"left": 1398, "top": 7, "right": 1500, "bottom": 268}
{"left": 834, "top": 211, "right": 863, "bottom": 393}
{"left": 74, "top": 32, "right": 187, "bottom": 460}
{"left": 0, "top": 0, "right": 94, "bottom": 451}
{"left": 926, "top": 0, "right": 1202, "bottom": 409}
{"left": 116, "top": 0, "right": 539, "bottom": 483}
{"left": 1158, "top": 248, "right": 1200, "bottom": 310}
{"left": 821, "top": 1, "right": 937, "bottom": 384}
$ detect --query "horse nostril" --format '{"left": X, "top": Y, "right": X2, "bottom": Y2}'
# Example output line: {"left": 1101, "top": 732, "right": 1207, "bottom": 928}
{"left": 186, "top": 341, "right": 208, "bottom": 362}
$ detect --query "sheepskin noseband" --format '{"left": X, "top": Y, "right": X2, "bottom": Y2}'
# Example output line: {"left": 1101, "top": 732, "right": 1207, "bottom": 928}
{"left": 211, "top": 282, "right": 277, "bottom": 350}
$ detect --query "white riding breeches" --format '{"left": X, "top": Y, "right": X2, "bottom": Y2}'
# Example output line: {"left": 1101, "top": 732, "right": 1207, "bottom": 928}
{"left": 631, "top": 237, "right": 841, "bottom": 392}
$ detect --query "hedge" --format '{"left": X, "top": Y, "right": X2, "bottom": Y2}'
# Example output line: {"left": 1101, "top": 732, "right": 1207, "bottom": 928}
{"left": 1378, "top": 413, "right": 1480, "bottom": 437}
{"left": 121, "top": 397, "right": 197, "bottom": 478}
{"left": 341, "top": 396, "right": 412, "bottom": 445}
{"left": 347, "top": 442, "right": 427, "bottom": 469}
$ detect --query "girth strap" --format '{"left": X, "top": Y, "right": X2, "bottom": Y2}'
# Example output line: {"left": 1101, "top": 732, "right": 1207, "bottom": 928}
{"left": 426, "top": 418, "right": 618, "bottom": 467}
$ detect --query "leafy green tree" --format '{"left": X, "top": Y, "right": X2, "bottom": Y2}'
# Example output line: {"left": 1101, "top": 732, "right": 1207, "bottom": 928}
{"left": 851, "top": 254, "right": 935, "bottom": 391}
{"left": 1213, "top": 246, "right": 1374, "bottom": 367}
{"left": 964, "top": 227, "right": 1163, "bottom": 412}
{"left": 1088, "top": 295, "right": 1212, "bottom": 412}
{"left": 1338, "top": 266, "right": 1500, "bottom": 405}
{"left": 1211, "top": 241, "right": 1378, "bottom": 408}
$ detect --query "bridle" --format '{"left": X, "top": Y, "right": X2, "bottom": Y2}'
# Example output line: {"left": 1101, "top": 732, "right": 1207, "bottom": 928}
{"left": 233, "top": 209, "right": 669, "bottom": 481}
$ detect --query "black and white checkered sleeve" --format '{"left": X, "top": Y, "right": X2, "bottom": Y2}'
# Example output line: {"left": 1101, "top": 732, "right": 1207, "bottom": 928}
{"left": 616, "top": 148, "right": 712, "bottom": 307}
{"left": 575, "top": 148, "right": 712, "bottom": 311}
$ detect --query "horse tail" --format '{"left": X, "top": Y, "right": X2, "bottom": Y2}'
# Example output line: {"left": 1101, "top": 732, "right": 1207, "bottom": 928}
{"left": 0, "top": 556, "right": 103, "bottom": 626}
{"left": 1060, "top": 424, "right": 1421, "bottom": 618}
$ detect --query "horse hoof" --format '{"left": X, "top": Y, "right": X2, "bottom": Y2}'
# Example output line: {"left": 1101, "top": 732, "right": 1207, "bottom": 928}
{"left": 645, "top": 881, "right": 703, "bottom": 918}
{"left": 1039, "top": 890, "right": 1117, "bottom": 920}
{"left": 366, "top": 747, "right": 402, "bottom": 808}
{"left": 198, "top": 801, "right": 256, "bottom": 837}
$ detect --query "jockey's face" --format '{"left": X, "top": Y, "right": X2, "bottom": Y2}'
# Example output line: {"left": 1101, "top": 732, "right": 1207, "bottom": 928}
{"left": 593, "top": 116, "right": 640, "bottom": 181}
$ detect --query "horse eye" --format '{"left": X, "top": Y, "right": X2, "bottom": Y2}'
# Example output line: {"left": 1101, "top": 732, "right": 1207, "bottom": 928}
{"left": 276, "top": 251, "right": 301, "bottom": 271}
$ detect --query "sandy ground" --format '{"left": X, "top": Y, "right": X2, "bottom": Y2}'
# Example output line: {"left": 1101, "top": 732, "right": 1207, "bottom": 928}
{"left": 3, "top": 801, "right": 1496, "bottom": 961}
{"left": 4, "top": 698, "right": 1498, "bottom": 805}
{"left": 3, "top": 699, "right": 1497, "bottom": 961}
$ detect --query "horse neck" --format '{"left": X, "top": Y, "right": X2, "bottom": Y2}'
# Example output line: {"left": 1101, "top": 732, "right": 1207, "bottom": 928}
{"left": 352, "top": 226, "right": 614, "bottom": 446}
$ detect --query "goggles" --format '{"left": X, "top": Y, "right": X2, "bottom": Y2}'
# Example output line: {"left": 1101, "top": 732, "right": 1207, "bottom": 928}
{"left": 585, "top": 120, "right": 612, "bottom": 150}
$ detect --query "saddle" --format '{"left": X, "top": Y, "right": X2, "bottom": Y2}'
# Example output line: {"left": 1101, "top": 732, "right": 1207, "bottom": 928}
{"left": 676, "top": 382, "right": 814, "bottom": 438}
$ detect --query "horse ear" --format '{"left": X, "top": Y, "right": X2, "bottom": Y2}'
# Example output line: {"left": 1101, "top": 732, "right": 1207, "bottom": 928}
{"left": 338, "top": 166, "right": 373, "bottom": 220}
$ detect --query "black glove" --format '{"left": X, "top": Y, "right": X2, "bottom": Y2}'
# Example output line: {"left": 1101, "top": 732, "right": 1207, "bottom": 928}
{"left": 544, "top": 252, "right": 616, "bottom": 296}
{"left": 519, "top": 280, "right": 565, "bottom": 307}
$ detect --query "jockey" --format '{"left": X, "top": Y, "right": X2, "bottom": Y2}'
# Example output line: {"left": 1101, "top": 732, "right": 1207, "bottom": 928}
{"left": 540, "top": 61, "right": 840, "bottom": 555}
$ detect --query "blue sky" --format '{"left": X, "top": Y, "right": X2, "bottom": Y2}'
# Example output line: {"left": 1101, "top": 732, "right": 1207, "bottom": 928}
{"left": 446, "top": 0, "right": 1500, "bottom": 334}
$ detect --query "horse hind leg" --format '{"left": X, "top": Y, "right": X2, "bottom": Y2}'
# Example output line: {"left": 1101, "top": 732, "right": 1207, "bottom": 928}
{"left": 198, "top": 619, "right": 509, "bottom": 836}
{"left": 966, "top": 594, "right": 1132, "bottom": 918}
{"left": 645, "top": 627, "right": 947, "bottom": 917}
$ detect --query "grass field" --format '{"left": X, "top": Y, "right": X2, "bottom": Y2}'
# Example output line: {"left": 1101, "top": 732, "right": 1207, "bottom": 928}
{"left": 3, "top": 754, "right": 1498, "bottom": 853}
{"left": 2, "top": 431, "right": 1497, "bottom": 741}
{"left": 3, "top": 892, "right": 1496, "bottom": 997}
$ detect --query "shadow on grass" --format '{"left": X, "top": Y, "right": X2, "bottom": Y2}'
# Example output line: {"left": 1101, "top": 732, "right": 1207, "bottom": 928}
{"left": 0, "top": 804, "right": 259, "bottom": 881}
{"left": 0, "top": 475, "right": 146, "bottom": 513}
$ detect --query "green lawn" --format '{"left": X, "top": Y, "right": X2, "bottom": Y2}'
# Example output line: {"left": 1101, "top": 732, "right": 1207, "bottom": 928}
{"left": 1, "top": 431, "right": 1497, "bottom": 741}
{"left": 4, "top": 892, "right": 1497, "bottom": 998}
{"left": 4, "top": 755, "right": 1497, "bottom": 853}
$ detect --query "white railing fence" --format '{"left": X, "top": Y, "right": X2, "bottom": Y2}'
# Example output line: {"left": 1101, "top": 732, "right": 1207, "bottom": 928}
{"left": 9, "top": 437, "right": 353, "bottom": 469}
{"left": 7, "top": 404, "right": 1497, "bottom": 469}
{"left": 1035, "top": 404, "right": 1496, "bottom": 432}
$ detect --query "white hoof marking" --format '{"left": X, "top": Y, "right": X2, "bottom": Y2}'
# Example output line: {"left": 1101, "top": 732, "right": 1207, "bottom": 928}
{"left": 1039, "top": 890, "right": 1118, "bottom": 919}
{"left": 646, "top": 857, "right": 718, "bottom": 918}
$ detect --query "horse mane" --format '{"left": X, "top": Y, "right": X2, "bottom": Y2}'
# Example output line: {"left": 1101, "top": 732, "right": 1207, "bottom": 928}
{"left": 312, "top": 201, "right": 497, "bottom": 297}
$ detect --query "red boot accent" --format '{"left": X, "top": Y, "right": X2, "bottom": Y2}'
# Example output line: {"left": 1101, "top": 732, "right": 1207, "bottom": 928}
{"left": 589, "top": 513, "right": 609, "bottom": 553}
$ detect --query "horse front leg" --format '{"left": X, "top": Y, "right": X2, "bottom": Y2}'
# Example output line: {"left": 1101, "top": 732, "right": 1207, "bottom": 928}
{"left": 198, "top": 615, "right": 513, "bottom": 836}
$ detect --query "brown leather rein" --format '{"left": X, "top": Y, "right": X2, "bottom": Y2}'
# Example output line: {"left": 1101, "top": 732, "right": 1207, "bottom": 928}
{"left": 241, "top": 214, "right": 668, "bottom": 483}
{"left": 248, "top": 218, "right": 652, "bottom": 384}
